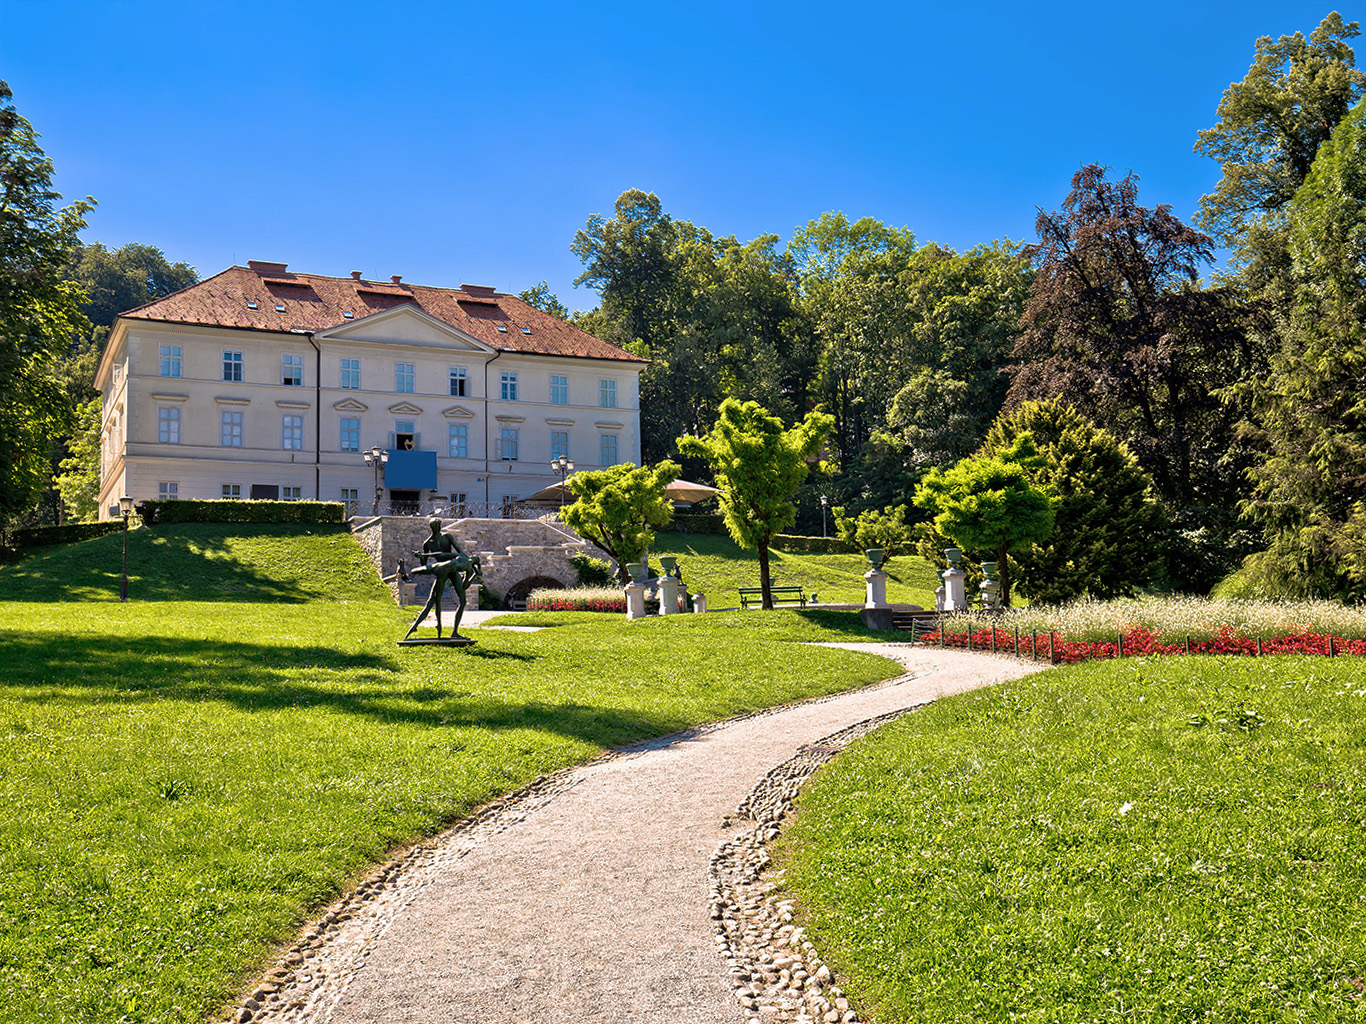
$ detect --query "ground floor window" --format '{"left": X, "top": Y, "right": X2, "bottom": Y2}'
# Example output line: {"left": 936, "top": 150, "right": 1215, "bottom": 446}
{"left": 449, "top": 491, "right": 467, "bottom": 516}
{"left": 221, "top": 484, "right": 242, "bottom": 500}
{"left": 158, "top": 481, "right": 178, "bottom": 500}
{"left": 282, "top": 485, "right": 302, "bottom": 501}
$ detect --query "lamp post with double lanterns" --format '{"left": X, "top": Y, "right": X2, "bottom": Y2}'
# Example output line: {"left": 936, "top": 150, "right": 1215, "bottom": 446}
{"left": 119, "top": 495, "right": 134, "bottom": 601}
{"left": 550, "top": 454, "right": 575, "bottom": 507}
{"left": 363, "top": 446, "right": 389, "bottom": 514}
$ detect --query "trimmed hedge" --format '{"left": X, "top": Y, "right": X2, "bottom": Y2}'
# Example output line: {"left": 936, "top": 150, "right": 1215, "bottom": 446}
{"left": 671, "top": 513, "right": 726, "bottom": 534}
{"left": 13, "top": 520, "right": 128, "bottom": 549}
{"left": 772, "top": 533, "right": 855, "bottom": 554}
{"left": 137, "top": 499, "right": 346, "bottom": 526}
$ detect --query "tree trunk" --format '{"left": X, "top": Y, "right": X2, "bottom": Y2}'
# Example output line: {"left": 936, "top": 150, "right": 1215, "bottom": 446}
{"left": 759, "top": 541, "right": 774, "bottom": 610}
{"left": 998, "top": 542, "right": 1011, "bottom": 608}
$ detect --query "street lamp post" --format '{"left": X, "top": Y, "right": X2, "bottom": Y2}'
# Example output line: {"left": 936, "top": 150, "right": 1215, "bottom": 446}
{"left": 118, "top": 495, "right": 133, "bottom": 601}
{"left": 550, "top": 454, "right": 575, "bottom": 507}
{"left": 820, "top": 494, "right": 829, "bottom": 539}
{"left": 363, "top": 446, "right": 389, "bottom": 515}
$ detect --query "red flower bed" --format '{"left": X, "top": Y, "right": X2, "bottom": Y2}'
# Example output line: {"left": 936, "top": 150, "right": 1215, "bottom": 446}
{"left": 917, "top": 624, "right": 1366, "bottom": 663}
{"left": 525, "top": 595, "right": 627, "bottom": 613}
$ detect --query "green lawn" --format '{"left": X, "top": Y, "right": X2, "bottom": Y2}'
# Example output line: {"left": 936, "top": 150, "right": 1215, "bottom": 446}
{"left": 0, "top": 524, "right": 901, "bottom": 1024}
{"left": 649, "top": 530, "right": 940, "bottom": 609}
{"left": 781, "top": 656, "right": 1366, "bottom": 1023}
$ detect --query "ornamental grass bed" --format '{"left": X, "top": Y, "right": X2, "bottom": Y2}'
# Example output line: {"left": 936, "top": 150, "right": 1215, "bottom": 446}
{"left": 919, "top": 597, "right": 1366, "bottom": 664}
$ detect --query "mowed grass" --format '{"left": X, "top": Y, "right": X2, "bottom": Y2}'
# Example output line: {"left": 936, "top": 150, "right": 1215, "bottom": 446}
{"left": 781, "top": 656, "right": 1366, "bottom": 1023}
{"left": 650, "top": 531, "right": 940, "bottom": 609}
{"left": 0, "top": 525, "right": 900, "bottom": 1024}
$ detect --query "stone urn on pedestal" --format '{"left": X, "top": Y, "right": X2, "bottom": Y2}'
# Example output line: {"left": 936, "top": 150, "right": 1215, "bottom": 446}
{"left": 979, "top": 561, "right": 1002, "bottom": 611}
{"left": 657, "top": 556, "right": 680, "bottom": 614}
{"left": 624, "top": 563, "right": 646, "bottom": 619}
{"left": 863, "top": 549, "right": 889, "bottom": 609}
{"left": 941, "top": 547, "right": 967, "bottom": 612}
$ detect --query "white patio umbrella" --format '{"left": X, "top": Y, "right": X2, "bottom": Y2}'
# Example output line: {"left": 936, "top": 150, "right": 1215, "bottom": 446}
{"left": 520, "top": 476, "right": 720, "bottom": 505}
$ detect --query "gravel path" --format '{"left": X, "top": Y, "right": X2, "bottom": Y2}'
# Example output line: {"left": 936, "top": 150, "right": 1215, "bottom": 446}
{"left": 239, "top": 646, "right": 1043, "bottom": 1024}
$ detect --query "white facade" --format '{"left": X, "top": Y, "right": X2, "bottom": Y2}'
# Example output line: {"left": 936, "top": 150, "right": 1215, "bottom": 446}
{"left": 94, "top": 303, "right": 643, "bottom": 519}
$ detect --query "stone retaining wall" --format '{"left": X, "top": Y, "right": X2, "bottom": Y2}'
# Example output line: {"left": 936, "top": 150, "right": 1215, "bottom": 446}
{"left": 351, "top": 515, "right": 603, "bottom": 607}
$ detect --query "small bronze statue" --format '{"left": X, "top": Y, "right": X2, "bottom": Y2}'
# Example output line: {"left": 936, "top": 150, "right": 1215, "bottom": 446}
{"left": 400, "top": 518, "right": 483, "bottom": 645}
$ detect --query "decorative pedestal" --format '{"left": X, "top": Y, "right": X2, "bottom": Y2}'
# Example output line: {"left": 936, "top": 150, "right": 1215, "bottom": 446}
{"left": 625, "top": 582, "right": 647, "bottom": 619}
{"left": 659, "top": 576, "right": 680, "bottom": 615}
{"left": 692, "top": 593, "right": 707, "bottom": 614}
{"left": 864, "top": 568, "right": 889, "bottom": 609}
{"left": 942, "top": 566, "right": 967, "bottom": 611}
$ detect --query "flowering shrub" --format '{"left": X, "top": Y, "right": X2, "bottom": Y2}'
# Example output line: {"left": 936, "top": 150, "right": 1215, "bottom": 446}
{"left": 919, "top": 622, "right": 1366, "bottom": 663}
{"left": 525, "top": 585, "right": 626, "bottom": 613}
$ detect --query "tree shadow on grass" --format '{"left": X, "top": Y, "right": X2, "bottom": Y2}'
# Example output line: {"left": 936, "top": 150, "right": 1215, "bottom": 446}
{"left": 0, "top": 631, "right": 690, "bottom": 747}
{"left": 0, "top": 524, "right": 365, "bottom": 604}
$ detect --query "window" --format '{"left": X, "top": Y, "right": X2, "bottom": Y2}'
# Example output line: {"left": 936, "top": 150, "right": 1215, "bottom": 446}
{"left": 159, "top": 344, "right": 181, "bottom": 378}
{"left": 393, "top": 419, "right": 417, "bottom": 451}
{"left": 221, "top": 484, "right": 242, "bottom": 500}
{"left": 449, "top": 492, "right": 467, "bottom": 515}
{"left": 550, "top": 374, "right": 568, "bottom": 405}
{"left": 551, "top": 430, "right": 569, "bottom": 460}
{"left": 448, "top": 422, "right": 468, "bottom": 458}
{"left": 282, "top": 354, "right": 304, "bottom": 386}
{"left": 395, "top": 362, "right": 415, "bottom": 393}
{"left": 500, "top": 426, "right": 519, "bottom": 460}
{"left": 282, "top": 486, "right": 302, "bottom": 501}
{"left": 282, "top": 414, "right": 304, "bottom": 450}
{"left": 449, "top": 366, "right": 468, "bottom": 397}
{"left": 157, "top": 406, "right": 180, "bottom": 444}
{"left": 339, "top": 417, "right": 360, "bottom": 452}
{"left": 221, "top": 411, "right": 243, "bottom": 447}
{"left": 499, "top": 370, "right": 518, "bottom": 401}
{"left": 340, "top": 487, "right": 359, "bottom": 512}
{"left": 157, "top": 481, "right": 178, "bottom": 500}
{"left": 340, "top": 357, "right": 361, "bottom": 389}
{"left": 600, "top": 433, "right": 618, "bottom": 465}
{"left": 599, "top": 378, "right": 617, "bottom": 408}
{"left": 223, "top": 350, "right": 243, "bottom": 382}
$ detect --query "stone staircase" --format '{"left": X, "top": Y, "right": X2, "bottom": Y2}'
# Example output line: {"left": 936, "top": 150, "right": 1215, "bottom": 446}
{"left": 891, "top": 607, "right": 941, "bottom": 638}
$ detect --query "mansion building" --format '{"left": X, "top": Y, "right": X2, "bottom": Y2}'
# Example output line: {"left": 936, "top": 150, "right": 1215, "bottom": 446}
{"left": 94, "top": 261, "right": 646, "bottom": 519}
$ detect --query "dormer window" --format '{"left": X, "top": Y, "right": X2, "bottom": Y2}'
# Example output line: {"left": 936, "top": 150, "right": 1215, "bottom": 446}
{"left": 342, "top": 311, "right": 354, "bottom": 319}
{"left": 247, "top": 301, "right": 258, "bottom": 310}
{"left": 274, "top": 304, "right": 286, "bottom": 313}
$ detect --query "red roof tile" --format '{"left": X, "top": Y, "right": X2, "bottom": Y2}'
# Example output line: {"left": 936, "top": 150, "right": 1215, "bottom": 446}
{"left": 120, "top": 264, "right": 646, "bottom": 364}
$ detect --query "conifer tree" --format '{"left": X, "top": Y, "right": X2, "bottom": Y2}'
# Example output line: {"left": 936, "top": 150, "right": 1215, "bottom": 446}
{"left": 980, "top": 400, "right": 1167, "bottom": 603}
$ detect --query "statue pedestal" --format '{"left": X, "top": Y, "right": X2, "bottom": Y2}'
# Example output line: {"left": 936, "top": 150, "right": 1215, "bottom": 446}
{"left": 692, "top": 593, "right": 707, "bottom": 614}
{"left": 658, "top": 577, "right": 680, "bottom": 615}
{"left": 942, "top": 566, "right": 967, "bottom": 611}
{"left": 864, "top": 569, "right": 889, "bottom": 609}
{"left": 398, "top": 636, "right": 476, "bottom": 647}
{"left": 625, "top": 582, "right": 647, "bottom": 619}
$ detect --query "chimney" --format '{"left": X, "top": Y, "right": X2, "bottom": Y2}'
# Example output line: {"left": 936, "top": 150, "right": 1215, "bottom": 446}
{"left": 248, "top": 260, "right": 289, "bottom": 275}
{"left": 391, "top": 275, "right": 403, "bottom": 285}
{"left": 351, "top": 271, "right": 362, "bottom": 281}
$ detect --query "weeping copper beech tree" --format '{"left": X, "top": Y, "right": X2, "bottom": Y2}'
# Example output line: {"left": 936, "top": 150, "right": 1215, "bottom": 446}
{"left": 1007, "top": 165, "right": 1262, "bottom": 589}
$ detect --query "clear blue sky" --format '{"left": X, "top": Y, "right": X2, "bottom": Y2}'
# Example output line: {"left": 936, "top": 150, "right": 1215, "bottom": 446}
{"left": 1, "top": 0, "right": 1348, "bottom": 312}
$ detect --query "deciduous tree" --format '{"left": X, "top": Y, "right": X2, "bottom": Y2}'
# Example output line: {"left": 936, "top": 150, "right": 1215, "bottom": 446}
{"left": 677, "top": 400, "right": 832, "bottom": 609}
{"left": 1195, "top": 12, "right": 1366, "bottom": 291}
{"left": 833, "top": 504, "right": 914, "bottom": 569}
{"left": 912, "top": 434, "right": 1056, "bottom": 607}
{"left": 561, "top": 460, "right": 680, "bottom": 583}
{"left": 1008, "top": 165, "right": 1259, "bottom": 586}
{"left": 0, "top": 80, "right": 93, "bottom": 524}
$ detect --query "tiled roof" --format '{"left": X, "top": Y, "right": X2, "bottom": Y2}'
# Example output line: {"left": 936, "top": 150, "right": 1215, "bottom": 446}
{"left": 120, "top": 262, "right": 646, "bottom": 364}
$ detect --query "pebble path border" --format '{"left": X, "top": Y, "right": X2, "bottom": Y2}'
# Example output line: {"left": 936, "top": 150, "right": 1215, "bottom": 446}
{"left": 709, "top": 707, "right": 926, "bottom": 1024}
{"left": 229, "top": 673, "right": 930, "bottom": 1024}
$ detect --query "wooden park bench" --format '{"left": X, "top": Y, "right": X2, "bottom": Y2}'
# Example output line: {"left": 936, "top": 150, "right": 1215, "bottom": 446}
{"left": 738, "top": 585, "right": 807, "bottom": 609}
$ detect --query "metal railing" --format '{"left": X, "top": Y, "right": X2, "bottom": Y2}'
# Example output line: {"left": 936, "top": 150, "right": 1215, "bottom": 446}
{"left": 345, "top": 499, "right": 566, "bottom": 521}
